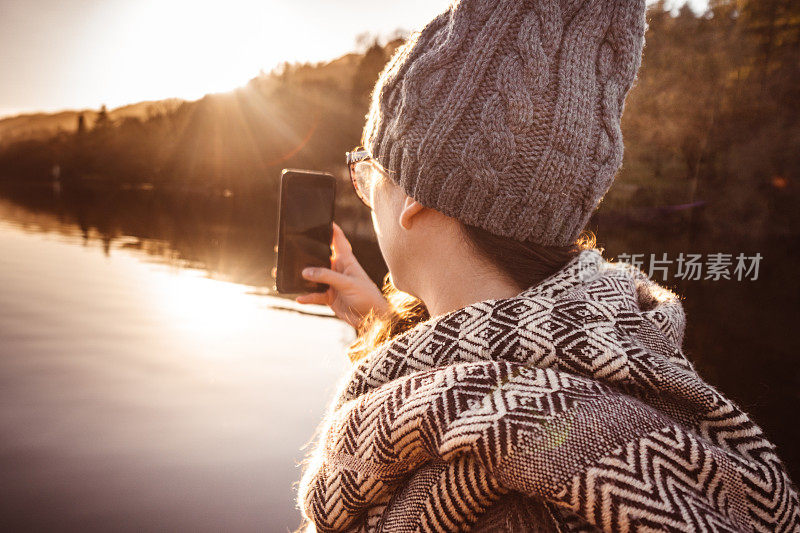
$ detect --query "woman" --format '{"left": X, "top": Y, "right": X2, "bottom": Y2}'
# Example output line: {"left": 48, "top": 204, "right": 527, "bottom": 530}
{"left": 294, "top": 0, "right": 800, "bottom": 531}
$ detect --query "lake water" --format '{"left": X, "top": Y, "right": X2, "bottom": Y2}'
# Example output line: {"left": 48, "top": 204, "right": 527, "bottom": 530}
{"left": 1, "top": 185, "right": 798, "bottom": 532}
{"left": 0, "top": 199, "right": 353, "bottom": 532}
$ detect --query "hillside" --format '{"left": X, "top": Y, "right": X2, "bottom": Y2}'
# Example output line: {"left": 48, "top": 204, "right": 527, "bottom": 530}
{"left": 0, "top": 99, "right": 185, "bottom": 146}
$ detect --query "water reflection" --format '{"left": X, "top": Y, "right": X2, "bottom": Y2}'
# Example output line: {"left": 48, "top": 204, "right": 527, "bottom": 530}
{"left": 0, "top": 181, "right": 387, "bottom": 290}
{"left": 1, "top": 182, "right": 798, "bottom": 530}
{"left": 0, "top": 201, "right": 353, "bottom": 531}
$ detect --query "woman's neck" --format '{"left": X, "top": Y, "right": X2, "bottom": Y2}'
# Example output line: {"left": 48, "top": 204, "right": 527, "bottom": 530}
{"left": 420, "top": 265, "right": 524, "bottom": 320}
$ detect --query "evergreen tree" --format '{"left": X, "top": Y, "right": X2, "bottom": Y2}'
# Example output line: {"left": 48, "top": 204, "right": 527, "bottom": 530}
{"left": 94, "top": 104, "right": 109, "bottom": 129}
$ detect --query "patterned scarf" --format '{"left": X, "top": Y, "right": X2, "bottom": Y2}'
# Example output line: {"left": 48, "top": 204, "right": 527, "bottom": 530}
{"left": 297, "top": 248, "right": 799, "bottom": 532}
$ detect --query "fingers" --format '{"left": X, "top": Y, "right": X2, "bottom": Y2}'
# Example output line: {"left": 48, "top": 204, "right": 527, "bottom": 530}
{"left": 301, "top": 266, "right": 351, "bottom": 288}
{"left": 295, "top": 291, "right": 329, "bottom": 305}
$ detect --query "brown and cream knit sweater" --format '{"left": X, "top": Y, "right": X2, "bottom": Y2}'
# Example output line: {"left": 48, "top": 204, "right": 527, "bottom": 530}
{"left": 297, "top": 248, "right": 800, "bottom": 532}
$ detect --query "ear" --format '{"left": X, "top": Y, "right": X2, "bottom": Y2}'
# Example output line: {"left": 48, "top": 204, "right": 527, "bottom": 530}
{"left": 398, "top": 195, "right": 426, "bottom": 230}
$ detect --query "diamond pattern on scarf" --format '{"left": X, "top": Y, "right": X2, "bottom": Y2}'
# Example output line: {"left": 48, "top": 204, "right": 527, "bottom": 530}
{"left": 298, "top": 249, "right": 800, "bottom": 532}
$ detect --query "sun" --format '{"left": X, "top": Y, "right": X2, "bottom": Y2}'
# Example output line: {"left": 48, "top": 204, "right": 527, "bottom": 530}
{"left": 86, "top": 0, "right": 304, "bottom": 107}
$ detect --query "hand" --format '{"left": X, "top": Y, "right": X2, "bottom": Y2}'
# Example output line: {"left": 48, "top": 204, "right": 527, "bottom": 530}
{"left": 296, "top": 221, "right": 390, "bottom": 330}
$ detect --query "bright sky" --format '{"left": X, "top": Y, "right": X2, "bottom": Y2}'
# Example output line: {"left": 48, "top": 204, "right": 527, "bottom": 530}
{"left": 0, "top": 0, "right": 708, "bottom": 119}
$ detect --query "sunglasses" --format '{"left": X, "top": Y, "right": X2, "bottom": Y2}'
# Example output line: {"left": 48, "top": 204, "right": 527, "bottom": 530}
{"left": 345, "top": 146, "right": 389, "bottom": 209}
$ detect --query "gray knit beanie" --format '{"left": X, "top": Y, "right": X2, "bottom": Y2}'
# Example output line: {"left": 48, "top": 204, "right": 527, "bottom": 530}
{"left": 362, "top": 0, "right": 647, "bottom": 246}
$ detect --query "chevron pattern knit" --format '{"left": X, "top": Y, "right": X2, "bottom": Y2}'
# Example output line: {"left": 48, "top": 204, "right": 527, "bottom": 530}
{"left": 361, "top": 0, "right": 647, "bottom": 246}
{"left": 297, "top": 249, "right": 800, "bottom": 532}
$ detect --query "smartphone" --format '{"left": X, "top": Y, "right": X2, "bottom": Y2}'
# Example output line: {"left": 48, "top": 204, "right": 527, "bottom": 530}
{"left": 274, "top": 168, "right": 336, "bottom": 294}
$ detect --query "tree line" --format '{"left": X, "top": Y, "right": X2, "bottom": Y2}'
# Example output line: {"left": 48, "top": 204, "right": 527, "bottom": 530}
{"left": 0, "top": 0, "right": 797, "bottom": 242}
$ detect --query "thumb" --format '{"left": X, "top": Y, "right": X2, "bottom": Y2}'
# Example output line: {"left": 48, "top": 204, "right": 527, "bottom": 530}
{"left": 331, "top": 221, "right": 353, "bottom": 258}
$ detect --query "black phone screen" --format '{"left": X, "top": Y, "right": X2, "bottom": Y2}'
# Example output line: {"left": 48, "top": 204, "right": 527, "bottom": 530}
{"left": 276, "top": 169, "right": 336, "bottom": 294}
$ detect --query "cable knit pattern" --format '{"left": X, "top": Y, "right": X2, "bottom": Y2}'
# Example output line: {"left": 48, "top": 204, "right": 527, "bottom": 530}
{"left": 297, "top": 249, "right": 800, "bottom": 532}
{"left": 361, "top": 0, "right": 647, "bottom": 246}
